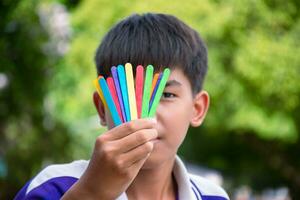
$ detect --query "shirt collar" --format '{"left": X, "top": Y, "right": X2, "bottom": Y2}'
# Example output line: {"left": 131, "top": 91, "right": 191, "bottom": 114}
{"left": 116, "top": 155, "right": 199, "bottom": 200}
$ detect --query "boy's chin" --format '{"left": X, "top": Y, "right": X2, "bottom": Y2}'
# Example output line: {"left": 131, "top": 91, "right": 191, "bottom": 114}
{"left": 140, "top": 155, "right": 160, "bottom": 170}
{"left": 140, "top": 150, "right": 176, "bottom": 170}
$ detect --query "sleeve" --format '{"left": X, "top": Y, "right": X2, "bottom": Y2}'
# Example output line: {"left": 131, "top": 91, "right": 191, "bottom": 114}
{"left": 14, "top": 160, "right": 87, "bottom": 199}
{"left": 14, "top": 177, "right": 78, "bottom": 200}
{"left": 14, "top": 180, "right": 31, "bottom": 200}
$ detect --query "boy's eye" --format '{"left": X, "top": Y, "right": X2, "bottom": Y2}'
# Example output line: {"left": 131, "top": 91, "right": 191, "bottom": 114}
{"left": 162, "top": 92, "right": 176, "bottom": 99}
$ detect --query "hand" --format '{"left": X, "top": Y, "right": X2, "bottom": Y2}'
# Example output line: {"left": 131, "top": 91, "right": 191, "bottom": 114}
{"left": 62, "top": 118, "right": 157, "bottom": 200}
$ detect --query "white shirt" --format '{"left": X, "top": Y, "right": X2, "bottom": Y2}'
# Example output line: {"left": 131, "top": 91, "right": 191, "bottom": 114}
{"left": 16, "top": 155, "right": 229, "bottom": 200}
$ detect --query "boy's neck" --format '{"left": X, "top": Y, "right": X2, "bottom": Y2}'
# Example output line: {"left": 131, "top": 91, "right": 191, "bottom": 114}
{"left": 126, "top": 157, "right": 177, "bottom": 200}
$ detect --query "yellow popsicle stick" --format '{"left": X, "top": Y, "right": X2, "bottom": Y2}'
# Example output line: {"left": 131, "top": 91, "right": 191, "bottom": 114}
{"left": 93, "top": 79, "right": 108, "bottom": 109}
{"left": 125, "top": 63, "right": 137, "bottom": 120}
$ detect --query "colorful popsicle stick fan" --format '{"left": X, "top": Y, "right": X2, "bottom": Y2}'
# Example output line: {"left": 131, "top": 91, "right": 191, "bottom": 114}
{"left": 93, "top": 63, "right": 170, "bottom": 126}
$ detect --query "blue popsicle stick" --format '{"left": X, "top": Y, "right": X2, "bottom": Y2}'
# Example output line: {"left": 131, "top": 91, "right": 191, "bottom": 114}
{"left": 148, "top": 68, "right": 170, "bottom": 117}
{"left": 98, "top": 78, "right": 122, "bottom": 126}
{"left": 149, "top": 73, "right": 162, "bottom": 109}
{"left": 111, "top": 66, "right": 126, "bottom": 123}
{"left": 117, "top": 65, "right": 131, "bottom": 122}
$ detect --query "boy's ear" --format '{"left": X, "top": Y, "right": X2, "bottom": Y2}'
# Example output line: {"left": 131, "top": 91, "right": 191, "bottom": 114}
{"left": 190, "top": 90, "right": 210, "bottom": 127}
{"left": 93, "top": 91, "right": 107, "bottom": 126}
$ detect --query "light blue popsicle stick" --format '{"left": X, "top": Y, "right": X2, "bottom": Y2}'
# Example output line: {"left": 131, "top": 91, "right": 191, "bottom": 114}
{"left": 117, "top": 65, "right": 131, "bottom": 122}
{"left": 99, "top": 78, "right": 122, "bottom": 126}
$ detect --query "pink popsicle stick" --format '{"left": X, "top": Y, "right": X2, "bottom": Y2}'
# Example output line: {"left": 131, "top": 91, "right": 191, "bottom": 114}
{"left": 135, "top": 65, "right": 144, "bottom": 118}
{"left": 107, "top": 77, "right": 124, "bottom": 123}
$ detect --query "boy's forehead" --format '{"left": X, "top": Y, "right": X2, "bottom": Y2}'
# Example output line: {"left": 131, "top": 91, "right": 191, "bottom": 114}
{"left": 166, "top": 69, "right": 191, "bottom": 88}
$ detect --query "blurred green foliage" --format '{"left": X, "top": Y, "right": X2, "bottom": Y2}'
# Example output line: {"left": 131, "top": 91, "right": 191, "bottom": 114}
{"left": 0, "top": 0, "right": 299, "bottom": 199}
{"left": 0, "top": 0, "right": 74, "bottom": 199}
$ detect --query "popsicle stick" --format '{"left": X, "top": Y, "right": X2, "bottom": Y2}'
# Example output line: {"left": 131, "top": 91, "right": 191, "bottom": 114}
{"left": 135, "top": 65, "right": 144, "bottom": 118}
{"left": 99, "top": 77, "right": 122, "bottom": 126}
{"left": 93, "top": 78, "right": 108, "bottom": 109}
{"left": 111, "top": 66, "right": 126, "bottom": 123}
{"left": 148, "top": 68, "right": 170, "bottom": 117}
{"left": 125, "top": 63, "right": 137, "bottom": 120}
{"left": 149, "top": 73, "right": 162, "bottom": 109}
{"left": 141, "top": 65, "right": 154, "bottom": 118}
{"left": 117, "top": 65, "right": 130, "bottom": 122}
{"left": 107, "top": 77, "right": 124, "bottom": 123}
{"left": 151, "top": 73, "right": 159, "bottom": 96}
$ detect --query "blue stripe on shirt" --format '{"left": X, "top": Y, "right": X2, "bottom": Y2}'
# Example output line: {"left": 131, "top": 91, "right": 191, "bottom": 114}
{"left": 14, "top": 176, "right": 78, "bottom": 200}
{"left": 190, "top": 179, "right": 228, "bottom": 200}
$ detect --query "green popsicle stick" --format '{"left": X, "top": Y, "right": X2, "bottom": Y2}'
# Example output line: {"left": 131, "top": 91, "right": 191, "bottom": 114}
{"left": 141, "top": 65, "right": 154, "bottom": 118}
{"left": 148, "top": 68, "right": 170, "bottom": 117}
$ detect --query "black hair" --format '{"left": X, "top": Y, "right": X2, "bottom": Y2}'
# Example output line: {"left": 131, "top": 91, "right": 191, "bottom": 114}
{"left": 95, "top": 13, "right": 208, "bottom": 94}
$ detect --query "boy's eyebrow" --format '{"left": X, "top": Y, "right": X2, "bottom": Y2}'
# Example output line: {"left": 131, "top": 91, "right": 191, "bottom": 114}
{"left": 165, "top": 80, "right": 182, "bottom": 87}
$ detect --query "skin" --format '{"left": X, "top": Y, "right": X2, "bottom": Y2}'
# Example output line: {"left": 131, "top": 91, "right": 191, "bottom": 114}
{"left": 62, "top": 68, "right": 209, "bottom": 200}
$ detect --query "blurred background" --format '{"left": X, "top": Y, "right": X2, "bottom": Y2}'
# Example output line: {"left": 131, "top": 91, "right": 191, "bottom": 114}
{"left": 0, "top": 0, "right": 299, "bottom": 199}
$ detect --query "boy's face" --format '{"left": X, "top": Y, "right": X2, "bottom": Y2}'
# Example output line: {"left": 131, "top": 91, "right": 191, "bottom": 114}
{"left": 95, "top": 68, "right": 209, "bottom": 169}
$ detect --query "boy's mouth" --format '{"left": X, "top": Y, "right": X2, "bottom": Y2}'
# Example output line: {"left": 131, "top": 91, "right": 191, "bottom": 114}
{"left": 150, "top": 137, "right": 161, "bottom": 143}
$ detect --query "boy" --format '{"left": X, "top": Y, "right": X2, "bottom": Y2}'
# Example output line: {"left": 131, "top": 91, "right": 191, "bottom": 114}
{"left": 15, "top": 13, "right": 229, "bottom": 200}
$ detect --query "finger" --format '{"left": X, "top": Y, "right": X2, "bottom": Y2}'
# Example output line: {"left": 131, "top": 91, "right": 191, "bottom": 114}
{"left": 102, "top": 118, "right": 156, "bottom": 141}
{"left": 114, "top": 129, "right": 157, "bottom": 153}
{"left": 120, "top": 141, "right": 154, "bottom": 168}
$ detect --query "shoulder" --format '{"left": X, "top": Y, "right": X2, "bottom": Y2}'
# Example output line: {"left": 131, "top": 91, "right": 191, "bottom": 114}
{"left": 14, "top": 160, "right": 88, "bottom": 200}
{"left": 188, "top": 173, "right": 230, "bottom": 200}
